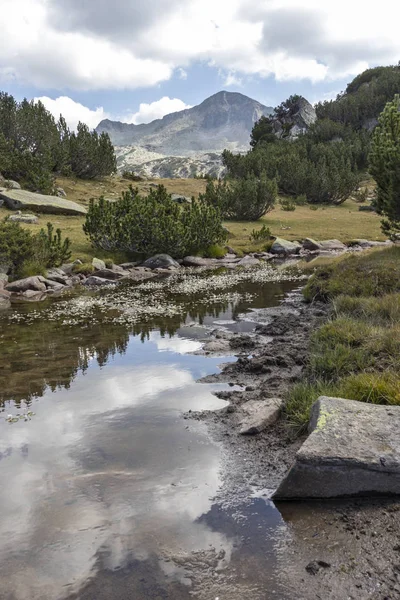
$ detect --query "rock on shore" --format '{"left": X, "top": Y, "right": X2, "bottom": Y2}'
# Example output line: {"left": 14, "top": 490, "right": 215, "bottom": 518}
{"left": 0, "top": 189, "right": 87, "bottom": 216}
{"left": 274, "top": 396, "right": 400, "bottom": 499}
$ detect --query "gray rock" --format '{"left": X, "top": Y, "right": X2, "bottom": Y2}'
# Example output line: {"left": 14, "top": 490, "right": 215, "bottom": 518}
{"left": 182, "top": 256, "right": 213, "bottom": 267}
{"left": 108, "top": 264, "right": 126, "bottom": 273}
{"left": 83, "top": 276, "right": 118, "bottom": 286}
{"left": 56, "top": 187, "right": 67, "bottom": 198}
{"left": 171, "top": 193, "right": 191, "bottom": 204}
{"left": 92, "top": 258, "right": 106, "bottom": 270}
{"left": 0, "top": 273, "right": 8, "bottom": 286}
{"left": 0, "top": 189, "right": 86, "bottom": 215}
{"left": 239, "top": 398, "right": 283, "bottom": 434}
{"left": 119, "top": 262, "right": 139, "bottom": 270}
{"left": 46, "top": 269, "right": 69, "bottom": 284}
{"left": 270, "top": 237, "right": 302, "bottom": 255}
{"left": 318, "top": 239, "right": 346, "bottom": 251}
{"left": 7, "top": 213, "right": 38, "bottom": 224}
{"left": 142, "top": 254, "right": 180, "bottom": 270}
{"left": 37, "top": 276, "right": 66, "bottom": 290}
{"left": 93, "top": 268, "right": 126, "bottom": 280}
{"left": 60, "top": 263, "right": 74, "bottom": 274}
{"left": 273, "top": 396, "right": 400, "bottom": 499}
{"left": 6, "top": 276, "right": 46, "bottom": 293}
{"left": 303, "top": 238, "right": 321, "bottom": 251}
{"left": 4, "top": 180, "right": 21, "bottom": 190}
{"left": 237, "top": 255, "right": 260, "bottom": 267}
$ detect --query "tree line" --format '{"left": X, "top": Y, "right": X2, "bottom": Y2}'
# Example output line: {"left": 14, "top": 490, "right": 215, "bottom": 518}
{"left": 220, "top": 65, "right": 400, "bottom": 211}
{"left": 0, "top": 92, "right": 116, "bottom": 194}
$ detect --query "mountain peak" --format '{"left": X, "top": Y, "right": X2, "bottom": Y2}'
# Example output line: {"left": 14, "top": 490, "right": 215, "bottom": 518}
{"left": 96, "top": 91, "right": 273, "bottom": 155}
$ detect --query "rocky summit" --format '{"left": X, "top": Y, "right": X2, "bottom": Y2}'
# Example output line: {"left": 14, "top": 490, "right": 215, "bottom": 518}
{"left": 96, "top": 91, "right": 273, "bottom": 178}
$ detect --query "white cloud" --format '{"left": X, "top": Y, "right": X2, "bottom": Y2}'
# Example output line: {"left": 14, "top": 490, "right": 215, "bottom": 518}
{"left": 122, "top": 96, "right": 192, "bottom": 124}
{"left": 34, "top": 96, "right": 109, "bottom": 130}
{"left": 0, "top": 0, "right": 400, "bottom": 90}
{"left": 223, "top": 71, "right": 243, "bottom": 87}
{"left": 177, "top": 68, "right": 188, "bottom": 80}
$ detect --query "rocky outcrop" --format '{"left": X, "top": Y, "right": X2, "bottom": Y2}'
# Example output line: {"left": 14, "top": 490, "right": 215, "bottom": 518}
{"left": 0, "top": 189, "right": 87, "bottom": 216}
{"left": 274, "top": 396, "right": 400, "bottom": 499}
{"left": 271, "top": 96, "right": 316, "bottom": 140}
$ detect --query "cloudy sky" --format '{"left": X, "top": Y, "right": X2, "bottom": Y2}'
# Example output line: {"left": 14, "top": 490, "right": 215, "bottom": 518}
{"left": 1, "top": 0, "right": 399, "bottom": 129}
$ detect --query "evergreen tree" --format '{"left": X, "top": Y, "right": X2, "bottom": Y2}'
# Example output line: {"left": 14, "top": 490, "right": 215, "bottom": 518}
{"left": 369, "top": 94, "right": 400, "bottom": 237}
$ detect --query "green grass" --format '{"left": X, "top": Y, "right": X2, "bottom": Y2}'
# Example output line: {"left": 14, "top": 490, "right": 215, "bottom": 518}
{"left": 304, "top": 246, "right": 400, "bottom": 301}
{"left": 285, "top": 371, "right": 400, "bottom": 434}
{"left": 285, "top": 246, "right": 400, "bottom": 433}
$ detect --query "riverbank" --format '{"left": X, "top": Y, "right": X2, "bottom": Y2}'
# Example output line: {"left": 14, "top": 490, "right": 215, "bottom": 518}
{"left": 190, "top": 245, "right": 400, "bottom": 598}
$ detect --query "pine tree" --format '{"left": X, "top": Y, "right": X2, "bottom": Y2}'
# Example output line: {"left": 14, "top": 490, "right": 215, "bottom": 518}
{"left": 369, "top": 94, "right": 400, "bottom": 237}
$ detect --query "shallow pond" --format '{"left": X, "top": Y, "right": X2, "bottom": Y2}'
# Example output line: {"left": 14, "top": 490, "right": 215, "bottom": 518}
{"left": 0, "top": 267, "right": 302, "bottom": 600}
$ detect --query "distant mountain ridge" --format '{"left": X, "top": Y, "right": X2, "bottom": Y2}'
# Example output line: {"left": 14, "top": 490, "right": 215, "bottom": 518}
{"left": 96, "top": 91, "right": 273, "bottom": 156}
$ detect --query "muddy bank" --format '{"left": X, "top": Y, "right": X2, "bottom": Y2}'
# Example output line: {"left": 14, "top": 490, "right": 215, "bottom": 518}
{"left": 191, "top": 290, "right": 400, "bottom": 599}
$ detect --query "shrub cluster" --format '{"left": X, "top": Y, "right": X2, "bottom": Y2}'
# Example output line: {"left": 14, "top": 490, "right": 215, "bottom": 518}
{"left": 0, "top": 220, "right": 71, "bottom": 279}
{"left": 83, "top": 185, "right": 227, "bottom": 258}
{"left": 200, "top": 172, "right": 277, "bottom": 221}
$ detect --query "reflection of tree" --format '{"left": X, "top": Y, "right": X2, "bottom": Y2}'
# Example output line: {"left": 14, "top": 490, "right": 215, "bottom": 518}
{"left": 0, "top": 277, "right": 296, "bottom": 406}
{"left": 0, "top": 319, "right": 130, "bottom": 406}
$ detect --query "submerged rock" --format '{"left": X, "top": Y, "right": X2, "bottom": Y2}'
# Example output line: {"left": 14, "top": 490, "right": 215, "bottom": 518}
{"left": 274, "top": 396, "right": 400, "bottom": 499}
{"left": 239, "top": 398, "right": 283, "bottom": 434}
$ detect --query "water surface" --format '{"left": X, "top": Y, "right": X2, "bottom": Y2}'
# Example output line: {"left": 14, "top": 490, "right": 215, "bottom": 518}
{"left": 0, "top": 272, "right": 298, "bottom": 600}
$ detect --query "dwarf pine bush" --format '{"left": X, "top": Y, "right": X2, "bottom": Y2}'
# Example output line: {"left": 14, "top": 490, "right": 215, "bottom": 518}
{"left": 83, "top": 185, "right": 227, "bottom": 258}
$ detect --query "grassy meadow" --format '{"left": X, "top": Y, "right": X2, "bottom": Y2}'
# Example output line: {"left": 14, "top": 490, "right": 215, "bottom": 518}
{"left": 0, "top": 176, "right": 384, "bottom": 263}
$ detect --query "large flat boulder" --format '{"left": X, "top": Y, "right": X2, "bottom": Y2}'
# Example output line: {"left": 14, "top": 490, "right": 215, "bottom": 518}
{"left": 0, "top": 189, "right": 87, "bottom": 216}
{"left": 274, "top": 397, "right": 400, "bottom": 499}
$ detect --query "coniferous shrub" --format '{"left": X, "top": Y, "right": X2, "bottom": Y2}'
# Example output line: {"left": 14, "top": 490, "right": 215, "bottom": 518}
{"left": 369, "top": 94, "right": 400, "bottom": 238}
{"left": 35, "top": 222, "right": 72, "bottom": 267}
{"left": 83, "top": 185, "right": 226, "bottom": 258}
{"left": 201, "top": 172, "right": 277, "bottom": 220}
{"left": 0, "top": 221, "right": 35, "bottom": 278}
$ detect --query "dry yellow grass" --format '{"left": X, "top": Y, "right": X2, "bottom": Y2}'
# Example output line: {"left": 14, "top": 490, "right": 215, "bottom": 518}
{"left": 227, "top": 199, "right": 384, "bottom": 253}
{"left": 55, "top": 175, "right": 208, "bottom": 207}
{"left": 0, "top": 176, "right": 383, "bottom": 262}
